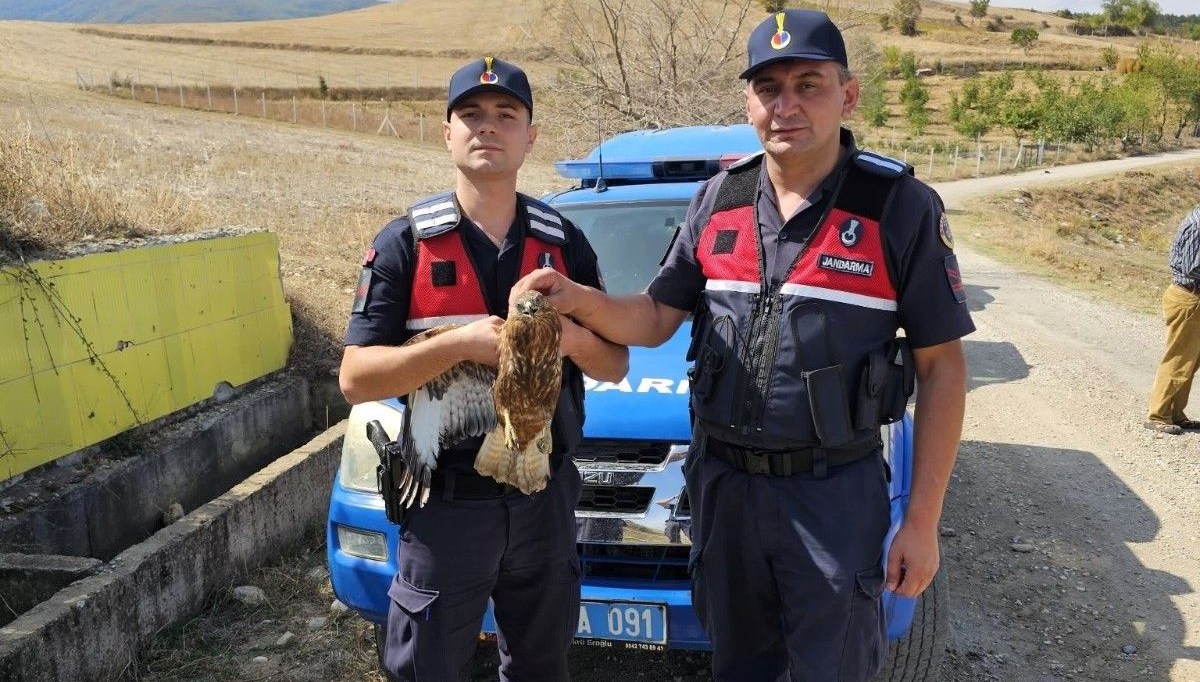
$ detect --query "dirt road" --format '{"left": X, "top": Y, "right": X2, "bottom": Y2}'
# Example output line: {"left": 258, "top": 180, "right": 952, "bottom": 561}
{"left": 934, "top": 151, "right": 1200, "bottom": 682}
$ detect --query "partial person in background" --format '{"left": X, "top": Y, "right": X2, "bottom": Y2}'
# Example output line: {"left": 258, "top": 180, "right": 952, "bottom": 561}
{"left": 513, "top": 10, "right": 973, "bottom": 681}
{"left": 1145, "top": 206, "right": 1200, "bottom": 435}
{"left": 339, "top": 56, "right": 627, "bottom": 681}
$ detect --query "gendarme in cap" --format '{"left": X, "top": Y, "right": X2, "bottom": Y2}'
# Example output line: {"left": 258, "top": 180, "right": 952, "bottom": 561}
{"left": 446, "top": 56, "right": 533, "bottom": 120}
{"left": 740, "top": 10, "right": 848, "bottom": 80}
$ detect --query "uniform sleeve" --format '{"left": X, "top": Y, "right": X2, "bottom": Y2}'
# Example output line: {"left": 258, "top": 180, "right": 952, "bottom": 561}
{"left": 646, "top": 180, "right": 712, "bottom": 312}
{"left": 893, "top": 185, "right": 975, "bottom": 348}
{"left": 343, "top": 219, "right": 416, "bottom": 348}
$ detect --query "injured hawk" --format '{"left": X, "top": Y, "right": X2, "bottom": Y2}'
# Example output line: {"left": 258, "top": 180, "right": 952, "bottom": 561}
{"left": 390, "top": 290, "right": 563, "bottom": 507}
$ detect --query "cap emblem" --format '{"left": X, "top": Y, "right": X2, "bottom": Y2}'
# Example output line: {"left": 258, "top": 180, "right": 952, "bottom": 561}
{"left": 480, "top": 56, "right": 499, "bottom": 84}
{"left": 770, "top": 13, "right": 791, "bottom": 50}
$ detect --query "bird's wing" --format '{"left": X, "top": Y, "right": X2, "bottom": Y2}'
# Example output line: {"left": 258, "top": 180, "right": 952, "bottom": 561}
{"left": 397, "top": 325, "right": 497, "bottom": 507}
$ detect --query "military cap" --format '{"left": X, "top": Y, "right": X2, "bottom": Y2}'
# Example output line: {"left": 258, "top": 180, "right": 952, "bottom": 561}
{"left": 446, "top": 56, "right": 533, "bottom": 120}
{"left": 740, "top": 9, "right": 848, "bottom": 80}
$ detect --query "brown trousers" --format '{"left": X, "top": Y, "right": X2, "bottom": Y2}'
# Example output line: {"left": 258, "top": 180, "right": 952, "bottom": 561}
{"left": 1148, "top": 283, "right": 1200, "bottom": 424}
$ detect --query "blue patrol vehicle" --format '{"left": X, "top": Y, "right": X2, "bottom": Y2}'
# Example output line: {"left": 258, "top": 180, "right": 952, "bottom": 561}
{"left": 326, "top": 124, "right": 946, "bottom": 680}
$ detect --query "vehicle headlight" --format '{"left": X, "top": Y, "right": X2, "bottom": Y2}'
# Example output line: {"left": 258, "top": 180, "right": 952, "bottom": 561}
{"left": 339, "top": 400, "right": 406, "bottom": 494}
{"left": 336, "top": 525, "right": 389, "bottom": 561}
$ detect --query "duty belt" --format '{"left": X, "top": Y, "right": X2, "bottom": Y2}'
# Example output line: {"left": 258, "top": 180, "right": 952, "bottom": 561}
{"left": 706, "top": 439, "right": 877, "bottom": 478}
{"left": 430, "top": 452, "right": 564, "bottom": 501}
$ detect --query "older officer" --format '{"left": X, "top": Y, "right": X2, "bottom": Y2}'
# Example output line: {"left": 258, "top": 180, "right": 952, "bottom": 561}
{"left": 1146, "top": 206, "right": 1200, "bottom": 435}
{"left": 513, "top": 10, "right": 973, "bottom": 681}
{"left": 340, "top": 57, "right": 627, "bottom": 682}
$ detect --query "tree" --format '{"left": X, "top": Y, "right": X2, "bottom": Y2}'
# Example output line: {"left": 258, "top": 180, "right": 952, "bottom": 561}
{"left": 758, "top": 0, "right": 787, "bottom": 12}
{"left": 1134, "top": 41, "right": 1200, "bottom": 139}
{"left": 900, "top": 76, "right": 929, "bottom": 133}
{"left": 968, "top": 0, "right": 988, "bottom": 20}
{"left": 892, "top": 0, "right": 921, "bottom": 36}
{"left": 543, "top": 0, "right": 755, "bottom": 130}
{"left": 1102, "top": 0, "right": 1160, "bottom": 32}
{"left": 1010, "top": 27, "right": 1039, "bottom": 53}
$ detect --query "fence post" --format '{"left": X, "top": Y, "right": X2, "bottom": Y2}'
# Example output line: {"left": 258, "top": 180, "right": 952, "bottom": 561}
{"left": 351, "top": 103, "right": 357, "bottom": 132}
{"left": 234, "top": 88, "right": 239, "bottom": 115}
{"left": 1037, "top": 139, "right": 1045, "bottom": 165}
{"left": 996, "top": 146, "right": 1003, "bottom": 171}
{"left": 419, "top": 112, "right": 425, "bottom": 142}
{"left": 207, "top": 84, "right": 212, "bottom": 110}
{"left": 153, "top": 84, "right": 159, "bottom": 104}
{"left": 131, "top": 78, "right": 136, "bottom": 101}
{"left": 953, "top": 145, "right": 959, "bottom": 177}
{"left": 179, "top": 84, "right": 184, "bottom": 107}
{"left": 261, "top": 91, "right": 267, "bottom": 117}
{"left": 293, "top": 95, "right": 297, "bottom": 123}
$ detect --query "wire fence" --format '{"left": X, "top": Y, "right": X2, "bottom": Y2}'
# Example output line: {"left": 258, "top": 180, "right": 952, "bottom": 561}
{"left": 78, "top": 70, "right": 439, "bottom": 142}
{"left": 76, "top": 68, "right": 1195, "bottom": 181}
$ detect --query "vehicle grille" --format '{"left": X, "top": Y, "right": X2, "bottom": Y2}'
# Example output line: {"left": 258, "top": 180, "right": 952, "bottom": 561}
{"left": 577, "top": 485, "right": 655, "bottom": 514}
{"left": 673, "top": 486, "right": 690, "bottom": 520}
{"left": 573, "top": 440, "right": 671, "bottom": 467}
{"left": 578, "top": 542, "right": 690, "bottom": 582}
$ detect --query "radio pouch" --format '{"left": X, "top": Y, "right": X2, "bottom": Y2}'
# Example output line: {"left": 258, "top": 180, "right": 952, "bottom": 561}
{"left": 879, "top": 339, "right": 915, "bottom": 424}
{"left": 854, "top": 352, "right": 890, "bottom": 430}
{"left": 806, "top": 364, "right": 854, "bottom": 448}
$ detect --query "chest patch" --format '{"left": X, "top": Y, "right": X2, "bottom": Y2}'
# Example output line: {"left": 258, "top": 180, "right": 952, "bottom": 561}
{"left": 713, "top": 230, "right": 738, "bottom": 255}
{"left": 431, "top": 260, "right": 457, "bottom": 287}
{"left": 839, "top": 217, "right": 863, "bottom": 247}
{"left": 818, "top": 253, "right": 875, "bottom": 278}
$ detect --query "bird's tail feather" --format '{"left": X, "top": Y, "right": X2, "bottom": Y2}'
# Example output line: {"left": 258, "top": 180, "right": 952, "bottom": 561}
{"left": 474, "top": 427, "right": 513, "bottom": 484}
{"left": 513, "top": 425, "right": 553, "bottom": 495}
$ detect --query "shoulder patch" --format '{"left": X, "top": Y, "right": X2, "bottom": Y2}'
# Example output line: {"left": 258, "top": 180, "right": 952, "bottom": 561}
{"left": 944, "top": 254, "right": 967, "bottom": 304}
{"left": 853, "top": 151, "right": 913, "bottom": 179}
{"left": 938, "top": 213, "right": 955, "bottom": 250}
{"left": 408, "top": 191, "right": 460, "bottom": 240}
{"left": 521, "top": 193, "right": 568, "bottom": 246}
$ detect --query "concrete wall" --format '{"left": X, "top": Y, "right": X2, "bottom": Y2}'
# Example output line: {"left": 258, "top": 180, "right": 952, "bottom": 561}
{"left": 0, "top": 554, "right": 101, "bottom": 628}
{"left": 0, "top": 421, "right": 344, "bottom": 681}
{"left": 0, "top": 374, "right": 312, "bottom": 561}
{"left": 0, "top": 232, "right": 293, "bottom": 483}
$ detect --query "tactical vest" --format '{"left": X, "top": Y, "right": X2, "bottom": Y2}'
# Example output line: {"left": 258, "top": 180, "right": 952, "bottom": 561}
{"left": 403, "top": 191, "right": 585, "bottom": 458}
{"left": 406, "top": 192, "right": 569, "bottom": 331}
{"left": 688, "top": 151, "right": 912, "bottom": 451}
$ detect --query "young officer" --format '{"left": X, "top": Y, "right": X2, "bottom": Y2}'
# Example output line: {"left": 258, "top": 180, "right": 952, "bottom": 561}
{"left": 513, "top": 10, "right": 973, "bottom": 681}
{"left": 339, "top": 56, "right": 627, "bottom": 682}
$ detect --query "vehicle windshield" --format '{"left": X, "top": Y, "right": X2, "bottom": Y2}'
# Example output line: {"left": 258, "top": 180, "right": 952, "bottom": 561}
{"left": 557, "top": 200, "right": 690, "bottom": 297}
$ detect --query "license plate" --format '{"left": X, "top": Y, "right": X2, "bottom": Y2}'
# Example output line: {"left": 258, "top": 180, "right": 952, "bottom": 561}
{"left": 574, "top": 601, "right": 667, "bottom": 650}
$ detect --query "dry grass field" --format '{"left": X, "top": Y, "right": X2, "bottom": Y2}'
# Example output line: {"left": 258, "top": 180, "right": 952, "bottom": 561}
{"left": 3, "top": 2, "right": 1200, "bottom": 679}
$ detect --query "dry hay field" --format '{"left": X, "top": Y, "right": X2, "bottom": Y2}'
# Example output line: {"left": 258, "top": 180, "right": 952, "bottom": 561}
{"left": 2, "top": 0, "right": 1198, "bottom": 388}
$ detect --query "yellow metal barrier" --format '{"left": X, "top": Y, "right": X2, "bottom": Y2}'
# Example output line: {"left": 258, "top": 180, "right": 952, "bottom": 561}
{"left": 0, "top": 233, "right": 292, "bottom": 482}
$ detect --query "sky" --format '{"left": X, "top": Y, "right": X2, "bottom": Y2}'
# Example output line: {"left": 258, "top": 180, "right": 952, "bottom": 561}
{"left": 986, "top": 0, "right": 1197, "bottom": 15}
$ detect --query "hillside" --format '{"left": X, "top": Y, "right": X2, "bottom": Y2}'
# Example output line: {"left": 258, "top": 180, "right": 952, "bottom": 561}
{"left": 0, "top": 0, "right": 381, "bottom": 23}
{"left": 1, "top": 0, "right": 1198, "bottom": 379}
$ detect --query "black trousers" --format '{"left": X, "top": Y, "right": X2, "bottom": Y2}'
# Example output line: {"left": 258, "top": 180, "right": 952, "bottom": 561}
{"left": 382, "top": 459, "right": 582, "bottom": 682}
{"left": 686, "top": 436, "right": 891, "bottom": 682}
